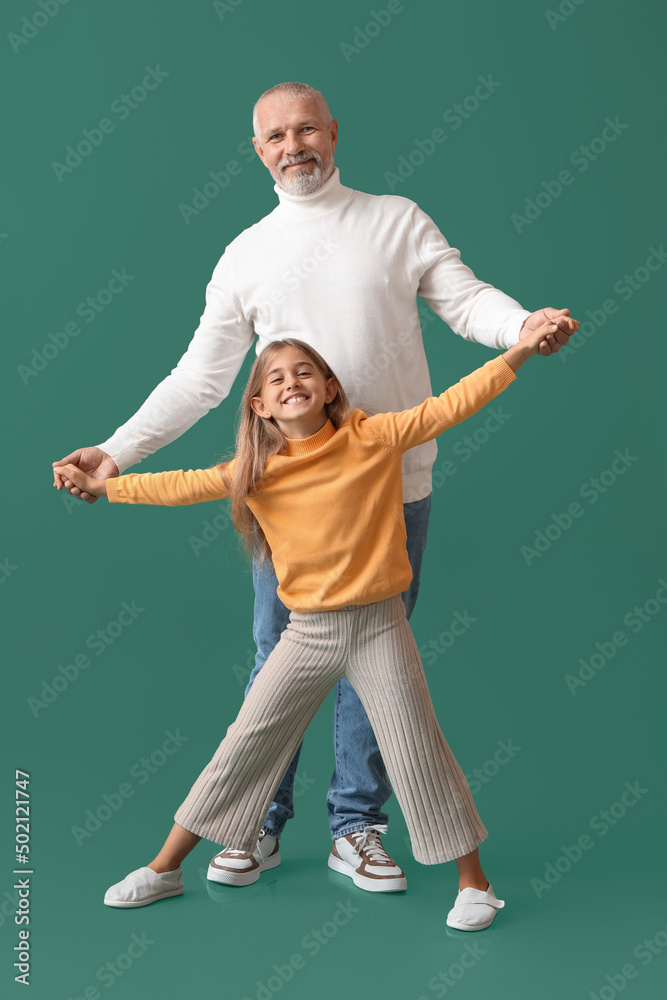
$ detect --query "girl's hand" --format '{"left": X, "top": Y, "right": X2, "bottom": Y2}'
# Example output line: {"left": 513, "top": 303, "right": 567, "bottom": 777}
{"left": 503, "top": 323, "right": 559, "bottom": 372}
{"left": 53, "top": 464, "right": 108, "bottom": 499}
{"left": 51, "top": 446, "right": 118, "bottom": 503}
{"left": 522, "top": 321, "right": 560, "bottom": 356}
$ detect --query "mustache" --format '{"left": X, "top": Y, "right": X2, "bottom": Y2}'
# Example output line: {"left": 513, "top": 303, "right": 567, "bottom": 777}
{"left": 279, "top": 152, "right": 322, "bottom": 170}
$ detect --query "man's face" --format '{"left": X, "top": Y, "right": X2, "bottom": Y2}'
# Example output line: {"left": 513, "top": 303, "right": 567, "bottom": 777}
{"left": 252, "top": 94, "right": 338, "bottom": 195}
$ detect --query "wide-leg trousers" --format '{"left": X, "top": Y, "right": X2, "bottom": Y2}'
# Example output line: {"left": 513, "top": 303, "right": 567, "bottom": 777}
{"left": 174, "top": 594, "right": 488, "bottom": 865}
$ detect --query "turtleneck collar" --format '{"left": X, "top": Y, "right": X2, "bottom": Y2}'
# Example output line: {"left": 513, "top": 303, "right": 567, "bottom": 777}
{"left": 273, "top": 167, "right": 353, "bottom": 219}
{"left": 284, "top": 418, "right": 336, "bottom": 457}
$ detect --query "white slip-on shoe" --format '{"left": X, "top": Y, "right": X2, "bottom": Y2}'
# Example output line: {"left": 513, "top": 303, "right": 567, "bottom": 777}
{"left": 104, "top": 866, "right": 184, "bottom": 908}
{"left": 207, "top": 830, "right": 281, "bottom": 886}
{"left": 328, "top": 824, "right": 407, "bottom": 892}
{"left": 446, "top": 882, "right": 505, "bottom": 931}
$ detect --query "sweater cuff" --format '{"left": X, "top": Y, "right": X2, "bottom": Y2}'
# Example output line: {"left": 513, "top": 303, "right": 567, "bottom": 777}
{"left": 106, "top": 477, "right": 124, "bottom": 504}
{"left": 488, "top": 353, "right": 518, "bottom": 387}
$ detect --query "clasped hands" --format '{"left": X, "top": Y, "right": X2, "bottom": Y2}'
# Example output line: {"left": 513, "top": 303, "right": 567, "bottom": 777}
{"left": 520, "top": 306, "right": 578, "bottom": 353}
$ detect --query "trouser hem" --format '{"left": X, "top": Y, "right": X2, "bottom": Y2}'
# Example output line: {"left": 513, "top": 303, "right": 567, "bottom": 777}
{"left": 412, "top": 830, "right": 489, "bottom": 866}
{"left": 173, "top": 812, "right": 260, "bottom": 852}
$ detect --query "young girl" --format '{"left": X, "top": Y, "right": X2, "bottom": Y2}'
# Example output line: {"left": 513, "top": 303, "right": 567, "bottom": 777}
{"left": 54, "top": 320, "right": 555, "bottom": 931}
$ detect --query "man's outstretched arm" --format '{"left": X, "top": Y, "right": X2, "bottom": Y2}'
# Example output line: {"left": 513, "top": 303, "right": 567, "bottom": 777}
{"left": 411, "top": 203, "right": 577, "bottom": 352}
{"left": 52, "top": 251, "right": 254, "bottom": 502}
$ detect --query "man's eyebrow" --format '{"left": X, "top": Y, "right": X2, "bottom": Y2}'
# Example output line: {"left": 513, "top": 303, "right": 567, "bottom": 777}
{"left": 266, "top": 361, "right": 314, "bottom": 376}
{"left": 264, "top": 120, "right": 318, "bottom": 135}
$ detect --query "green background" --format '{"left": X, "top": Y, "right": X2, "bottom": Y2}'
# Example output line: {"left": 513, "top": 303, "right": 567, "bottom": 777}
{"left": 3, "top": 0, "right": 666, "bottom": 997}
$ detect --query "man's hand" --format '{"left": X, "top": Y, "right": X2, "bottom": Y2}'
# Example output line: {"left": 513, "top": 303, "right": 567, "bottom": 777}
{"left": 53, "top": 463, "right": 109, "bottom": 500}
{"left": 519, "top": 307, "right": 579, "bottom": 354}
{"left": 51, "top": 447, "right": 118, "bottom": 503}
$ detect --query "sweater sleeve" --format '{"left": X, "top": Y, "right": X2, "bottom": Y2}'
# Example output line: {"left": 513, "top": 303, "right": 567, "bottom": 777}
{"left": 106, "top": 463, "right": 233, "bottom": 506}
{"left": 96, "top": 249, "right": 255, "bottom": 473}
{"left": 411, "top": 204, "right": 531, "bottom": 351}
{"left": 364, "top": 356, "right": 516, "bottom": 453}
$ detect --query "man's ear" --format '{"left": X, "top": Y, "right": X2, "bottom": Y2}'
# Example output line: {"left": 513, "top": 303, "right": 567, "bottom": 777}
{"left": 252, "top": 136, "right": 266, "bottom": 166}
{"left": 330, "top": 118, "right": 338, "bottom": 153}
{"left": 250, "top": 396, "right": 270, "bottom": 418}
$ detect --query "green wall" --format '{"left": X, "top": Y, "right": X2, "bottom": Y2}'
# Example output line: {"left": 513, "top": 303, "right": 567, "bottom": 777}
{"left": 3, "top": 1, "right": 665, "bottom": 998}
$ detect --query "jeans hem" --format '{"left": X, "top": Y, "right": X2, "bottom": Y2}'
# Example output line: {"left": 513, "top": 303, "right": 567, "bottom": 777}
{"left": 331, "top": 821, "right": 390, "bottom": 841}
{"left": 261, "top": 824, "right": 282, "bottom": 840}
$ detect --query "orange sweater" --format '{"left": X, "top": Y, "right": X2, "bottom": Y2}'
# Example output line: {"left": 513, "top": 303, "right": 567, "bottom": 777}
{"left": 106, "top": 356, "right": 516, "bottom": 611}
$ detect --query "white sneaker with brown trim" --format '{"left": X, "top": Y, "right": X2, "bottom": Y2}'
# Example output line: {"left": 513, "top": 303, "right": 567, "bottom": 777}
{"left": 327, "top": 824, "right": 407, "bottom": 892}
{"left": 207, "top": 830, "right": 281, "bottom": 886}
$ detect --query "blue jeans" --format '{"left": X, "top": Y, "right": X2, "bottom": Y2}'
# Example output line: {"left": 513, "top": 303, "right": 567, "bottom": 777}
{"left": 247, "top": 493, "right": 431, "bottom": 840}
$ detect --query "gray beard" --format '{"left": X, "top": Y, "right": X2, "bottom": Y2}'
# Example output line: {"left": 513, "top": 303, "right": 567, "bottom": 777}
{"left": 275, "top": 154, "right": 332, "bottom": 195}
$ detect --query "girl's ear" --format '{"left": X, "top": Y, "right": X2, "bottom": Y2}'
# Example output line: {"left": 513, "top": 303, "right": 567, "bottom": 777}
{"left": 324, "top": 378, "right": 338, "bottom": 404}
{"left": 250, "top": 396, "right": 270, "bottom": 418}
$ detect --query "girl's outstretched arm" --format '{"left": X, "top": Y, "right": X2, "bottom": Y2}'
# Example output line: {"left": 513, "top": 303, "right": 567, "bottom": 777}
{"left": 54, "top": 463, "right": 233, "bottom": 507}
{"left": 363, "top": 321, "right": 564, "bottom": 453}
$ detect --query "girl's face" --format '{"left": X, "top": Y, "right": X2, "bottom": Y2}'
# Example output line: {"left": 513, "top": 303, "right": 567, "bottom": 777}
{"left": 250, "top": 345, "right": 337, "bottom": 439}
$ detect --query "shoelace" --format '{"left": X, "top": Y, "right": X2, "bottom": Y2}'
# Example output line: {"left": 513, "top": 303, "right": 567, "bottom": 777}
{"left": 351, "top": 824, "right": 391, "bottom": 862}
{"left": 221, "top": 831, "right": 267, "bottom": 858}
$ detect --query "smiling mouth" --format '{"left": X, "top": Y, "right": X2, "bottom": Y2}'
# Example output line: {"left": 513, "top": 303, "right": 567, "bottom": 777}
{"left": 285, "top": 160, "right": 313, "bottom": 169}
{"left": 282, "top": 394, "right": 309, "bottom": 405}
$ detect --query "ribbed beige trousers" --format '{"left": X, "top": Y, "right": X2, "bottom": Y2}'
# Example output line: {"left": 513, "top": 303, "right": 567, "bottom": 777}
{"left": 174, "top": 595, "right": 488, "bottom": 865}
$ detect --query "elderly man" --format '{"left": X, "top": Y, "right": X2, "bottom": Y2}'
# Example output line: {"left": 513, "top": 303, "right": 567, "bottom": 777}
{"left": 54, "top": 81, "right": 576, "bottom": 895}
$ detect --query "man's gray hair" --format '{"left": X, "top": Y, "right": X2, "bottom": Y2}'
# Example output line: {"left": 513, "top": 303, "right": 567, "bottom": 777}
{"left": 252, "top": 82, "right": 332, "bottom": 143}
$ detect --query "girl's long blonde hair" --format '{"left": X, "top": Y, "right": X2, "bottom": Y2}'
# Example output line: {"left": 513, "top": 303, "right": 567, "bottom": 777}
{"left": 220, "top": 338, "right": 350, "bottom": 566}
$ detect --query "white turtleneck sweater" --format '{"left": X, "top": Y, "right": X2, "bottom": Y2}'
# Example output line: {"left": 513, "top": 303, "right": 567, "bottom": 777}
{"left": 98, "top": 167, "right": 530, "bottom": 501}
